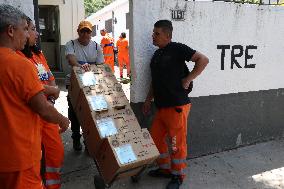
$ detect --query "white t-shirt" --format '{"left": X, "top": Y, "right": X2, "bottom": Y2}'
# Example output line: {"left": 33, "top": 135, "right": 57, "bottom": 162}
{"left": 65, "top": 39, "right": 104, "bottom": 85}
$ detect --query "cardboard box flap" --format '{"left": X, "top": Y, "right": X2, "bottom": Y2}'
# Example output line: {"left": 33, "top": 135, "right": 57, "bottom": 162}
{"left": 95, "top": 74, "right": 118, "bottom": 86}
{"left": 88, "top": 82, "right": 123, "bottom": 95}
{"left": 94, "top": 105, "right": 135, "bottom": 120}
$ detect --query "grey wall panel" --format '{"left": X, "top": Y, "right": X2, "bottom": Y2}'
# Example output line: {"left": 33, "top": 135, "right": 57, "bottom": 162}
{"left": 189, "top": 88, "right": 284, "bottom": 158}
{"left": 131, "top": 88, "right": 284, "bottom": 158}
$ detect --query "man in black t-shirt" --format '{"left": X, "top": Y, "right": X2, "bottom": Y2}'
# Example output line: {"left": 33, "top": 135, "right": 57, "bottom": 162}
{"left": 143, "top": 20, "right": 209, "bottom": 189}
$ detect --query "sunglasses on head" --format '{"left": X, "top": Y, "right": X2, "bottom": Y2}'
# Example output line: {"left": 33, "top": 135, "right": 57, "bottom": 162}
{"left": 80, "top": 28, "right": 92, "bottom": 34}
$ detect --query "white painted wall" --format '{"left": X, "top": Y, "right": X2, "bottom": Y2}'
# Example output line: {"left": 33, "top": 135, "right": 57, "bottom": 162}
{"left": 130, "top": 0, "right": 284, "bottom": 103}
{"left": 39, "top": 0, "right": 84, "bottom": 45}
{"left": 0, "top": 0, "right": 34, "bottom": 20}
{"left": 86, "top": 0, "right": 129, "bottom": 45}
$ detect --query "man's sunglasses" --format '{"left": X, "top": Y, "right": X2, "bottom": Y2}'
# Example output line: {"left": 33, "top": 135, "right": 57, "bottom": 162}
{"left": 80, "top": 28, "right": 92, "bottom": 34}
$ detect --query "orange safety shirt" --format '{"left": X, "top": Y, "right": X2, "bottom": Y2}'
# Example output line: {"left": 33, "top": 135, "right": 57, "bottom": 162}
{"left": 101, "top": 34, "right": 114, "bottom": 57}
{"left": 0, "top": 47, "right": 44, "bottom": 172}
{"left": 116, "top": 38, "right": 129, "bottom": 56}
{"left": 16, "top": 51, "right": 55, "bottom": 85}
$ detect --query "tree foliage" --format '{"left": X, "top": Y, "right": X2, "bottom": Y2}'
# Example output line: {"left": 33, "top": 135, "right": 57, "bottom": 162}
{"left": 84, "top": 0, "right": 114, "bottom": 17}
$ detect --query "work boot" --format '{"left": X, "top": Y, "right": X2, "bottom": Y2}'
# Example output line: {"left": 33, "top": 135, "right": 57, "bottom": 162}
{"left": 73, "top": 139, "right": 82, "bottom": 151}
{"left": 166, "top": 175, "right": 183, "bottom": 189}
{"left": 148, "top": 168, "right": 172, "bottom": 178}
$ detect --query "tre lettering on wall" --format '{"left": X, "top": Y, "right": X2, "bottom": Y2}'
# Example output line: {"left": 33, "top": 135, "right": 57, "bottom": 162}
{"left": 217, "top": 45, "right": 257, "bottom": 70}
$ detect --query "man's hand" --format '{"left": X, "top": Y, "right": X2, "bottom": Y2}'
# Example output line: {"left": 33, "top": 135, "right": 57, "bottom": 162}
{"left": 44, "top": 85, "right": 60, "bottom": 99}
{"left": 58, "top": 116, "right": 70, "bottom": 133}
{"left": 29, "top": 91, "right": 70, "bottom": 132}
{"left": 142, "top": 100, "right": 151, "bottom": 115}
{"left": 182, "top": 78, "right": 192, "bottom": 90}
{"left": 81, "top": 63, "right": 91, "bottom": 72}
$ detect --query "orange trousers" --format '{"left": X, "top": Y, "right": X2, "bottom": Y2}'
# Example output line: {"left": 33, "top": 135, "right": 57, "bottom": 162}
{"left": 117, "top": 53, "right": 130, "bottom": 77}
{"left": 41, "top": 123, "right": 64, "bottom": 189}
{"left": 150, "top": 104, "right": 191, "bottom": 180}
{"left": 0, "top": 162, "right": 44, "bottom": 189}
{"left": 103, "top": 47, "right": 114, "bottom": 73}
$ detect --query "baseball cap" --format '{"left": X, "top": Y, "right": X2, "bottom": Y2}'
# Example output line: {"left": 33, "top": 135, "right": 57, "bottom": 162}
{"left": 78, "top": 20, "right": 93, "bottom": 32}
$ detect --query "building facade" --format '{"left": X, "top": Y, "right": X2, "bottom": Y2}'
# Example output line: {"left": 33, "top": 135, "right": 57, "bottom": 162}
{"left": 86, "top": 0, "right": 130, "bottom": 46}
{"left": 0, "top": 0, "right": 85, "bottom": 77}
{"left": 38, "top": 0, "right": 84, "bottom": 77}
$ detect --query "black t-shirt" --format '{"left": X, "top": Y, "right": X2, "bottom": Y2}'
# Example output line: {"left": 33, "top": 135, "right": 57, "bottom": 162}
{"left": 150, "top": 42, "right": 196, "bottom": 108}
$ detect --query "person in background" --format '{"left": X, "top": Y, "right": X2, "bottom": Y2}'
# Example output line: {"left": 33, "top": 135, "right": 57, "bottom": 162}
{"left": 65, "top": 20, "right": 104, "bottom": 151}
{"left": 100, "top": 29, "right": 115, "bottom": 72}
{"left": 16, "top": 17, "right": 64, "bottom": 189}
{"left": 143, "top": 20, "right": 209, "bottom": 189}
{"left": 116, "top": 32, "right": 130, "bottom": 79}
{"left": 0, "top": 4, "right": 69, "bottom": 189}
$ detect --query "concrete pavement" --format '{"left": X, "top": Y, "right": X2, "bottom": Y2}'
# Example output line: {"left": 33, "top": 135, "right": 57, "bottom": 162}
{"left": 60, "top": 130, "right": 284, "bottom": 189}
{"left": 55, "top": 71, "right": 284, "bottom": 189}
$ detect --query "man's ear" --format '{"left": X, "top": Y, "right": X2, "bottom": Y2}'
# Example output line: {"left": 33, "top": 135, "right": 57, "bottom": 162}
{"left": 7, "top": 25, "right": 14, "bottom": 38}
{"left": 167, "top": 33, "right": 172, "bottom": 40}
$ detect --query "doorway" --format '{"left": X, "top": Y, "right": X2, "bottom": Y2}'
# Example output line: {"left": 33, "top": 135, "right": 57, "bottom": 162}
{"left": 38, "top": 5, "right": 61, "bottom": 72}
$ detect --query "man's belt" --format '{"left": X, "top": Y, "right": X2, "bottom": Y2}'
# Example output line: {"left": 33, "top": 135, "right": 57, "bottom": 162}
{"left": 104, "top": 43, "right": 113, "bottom": 47}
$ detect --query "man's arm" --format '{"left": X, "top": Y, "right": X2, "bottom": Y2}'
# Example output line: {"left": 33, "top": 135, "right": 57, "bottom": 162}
{"left": 142, "top": 84, "right": 154, "bottom": 115}
{"left": 48, "top": 80, "right": 56, "bottom": 87}
{"left": 65, "top": 41, "right": 81, "bottom": 67}
{"left": 44, "top": 85, "right": 60, "bottom": 99}
{"left": 29, "top": 91, "right": 69, "bottom": 133}
{"left": 96, "top": 44, "right": 105, "bottom": 64}
{"left": 182, "top": 51, "right": 209, "bottom": 89}
{"left": 66, "top": 54, "right": 81, "bottom": 67}
{"left": 66, "top": 54, "right": 91, "bottom": 71}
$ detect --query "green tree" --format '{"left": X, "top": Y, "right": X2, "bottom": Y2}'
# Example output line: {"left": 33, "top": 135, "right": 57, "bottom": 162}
{"left": 84, "top": 0, "right": 114, "bottom": 17}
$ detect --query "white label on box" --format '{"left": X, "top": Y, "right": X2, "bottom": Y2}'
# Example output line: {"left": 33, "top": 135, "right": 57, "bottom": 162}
{"left": 96, "top": 118, "right": 117, "bottom": 138}
{"left": 114, "top": 144, "right": 137, "bottom": 165}
{"left": 79, "top": 72, "right": 96, "bottom": 86}
{"left": 88, "top": 95, "right": 108, "bottom": 111}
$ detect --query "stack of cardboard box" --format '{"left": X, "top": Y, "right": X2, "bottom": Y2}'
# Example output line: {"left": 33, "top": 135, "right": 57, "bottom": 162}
{"left": 69, "top": 64, "right": 159, "bottom": 183}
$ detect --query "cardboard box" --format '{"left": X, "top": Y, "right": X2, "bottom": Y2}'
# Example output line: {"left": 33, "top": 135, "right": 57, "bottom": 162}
{"left": 94, "top": 105, "right": 136, "bottom": 121}
{"left": 68, "top": 64, "right": 115, "bottom": 110}
{"left": 79, "top": 103, "right": 140, "bottom": 158}
{"left": 75, "top": 87, "right": 129, "bottom": 126}
{"left": 96, "top": 128, "right": 160, "bottom": 184}
{"left": 84, "top": 114, "right": 141, "bottom": 158}
{"left": 69, "top": 66, "right": 98, "bottom": 110}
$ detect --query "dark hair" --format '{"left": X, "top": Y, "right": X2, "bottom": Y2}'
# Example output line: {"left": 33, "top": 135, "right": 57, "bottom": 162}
{"left": 120, "top": 32, "right": 126, "bottom": 38}
{"left": 154, "top": 20, "right": 173, "bottom": 37}
{"left": 21, "top": 17, "right": 41, "bottom": 58}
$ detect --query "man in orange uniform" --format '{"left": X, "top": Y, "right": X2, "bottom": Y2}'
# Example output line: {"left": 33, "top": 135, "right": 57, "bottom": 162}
{"left": 143, "top": 20, "right": 209, "bottom": 189}
{"left": 0, "top": 5, "right": 69, "bottom": 189}
{"left": 116, "top": 32, "right": 130, "bottom": 78}
{"left": 100, "top": 29, "right": 114, "bottom": 72}
{"left": 17, "top": 17, "right": 64, "bottom": 189}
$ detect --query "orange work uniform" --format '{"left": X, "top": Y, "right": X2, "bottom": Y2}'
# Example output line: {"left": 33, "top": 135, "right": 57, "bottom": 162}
{"left": 151, "top": 105, "right": 191, "bottom": 179}
{"left": 116, "top": 38, "right": 130, "bottom": 77}
{"left": 0, "top": 47, "right": 45, "bottom": 189}
{"left": 101, "top": 34, "right": 114, "bottom": 72}
{"left": 17, "top": 51, "right": 64, "bottom": 189}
